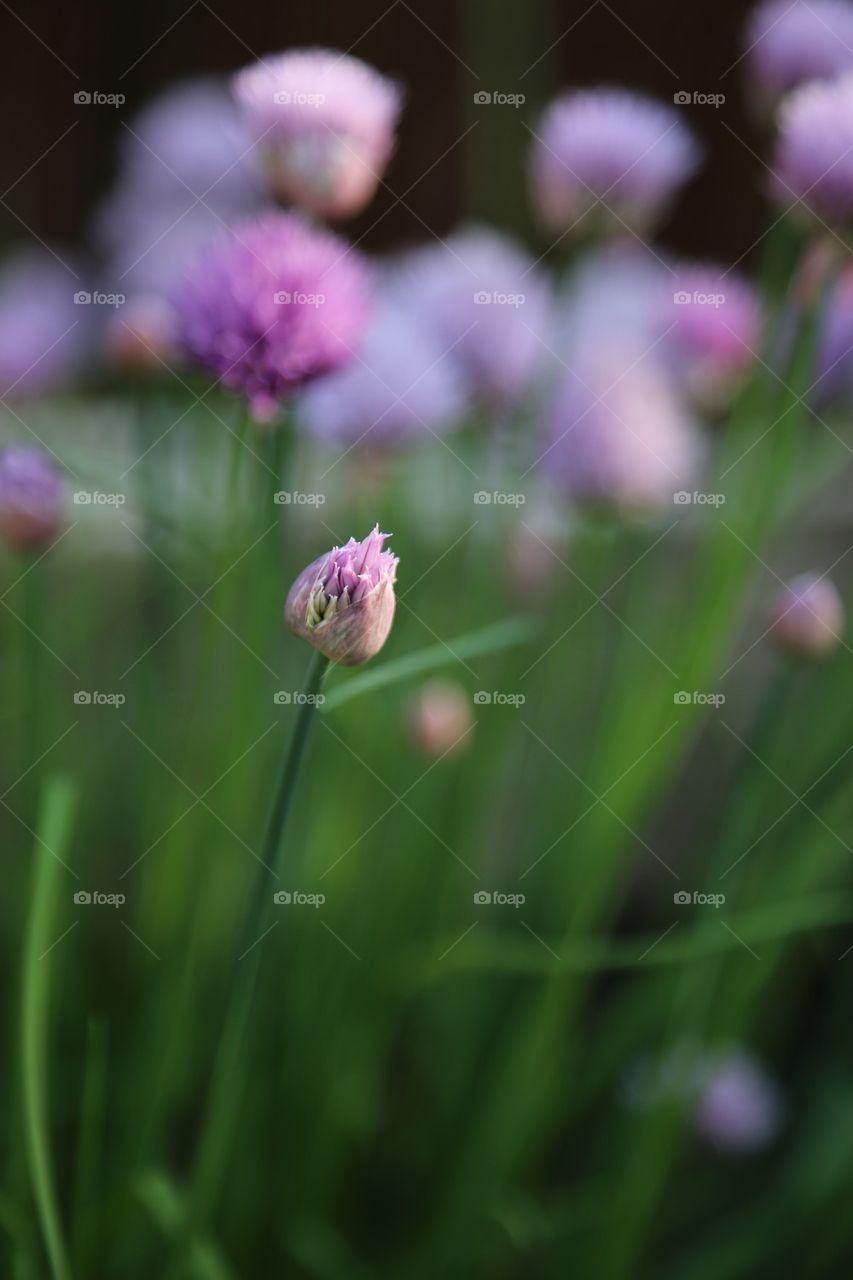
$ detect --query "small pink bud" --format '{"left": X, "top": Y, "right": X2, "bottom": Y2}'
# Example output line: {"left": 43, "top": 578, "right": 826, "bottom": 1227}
{"left": 233, "top": 50, "right": 402, "bottom": 221}
{"left": 406, "top": 679, "right": 473, "bottom": 758}
{"left": 103, "top": 296, "right": 177, "bottom": 372}
{"left": 285, "top": 526, "right": 398, "bottom": 666}
{"left": 769, "top": 573, "right": 844, "bottom": 658}
{"left": 0, "top": 446, "right": 63, "bottom": 551}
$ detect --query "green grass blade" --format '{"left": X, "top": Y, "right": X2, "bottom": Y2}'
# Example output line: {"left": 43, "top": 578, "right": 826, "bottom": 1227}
{"left": 21, "top": 775, "right": 78, "bottom": 1280}
{"left": 321, "top": 616, "right": 538, "bottom": 712}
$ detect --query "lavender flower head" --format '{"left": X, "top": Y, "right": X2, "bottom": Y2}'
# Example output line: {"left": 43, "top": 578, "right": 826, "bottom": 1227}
{"left": 233, "top": 49, "right": 402, "bottom": 220}
{"left": 529, "top": 88, "right": 700, "bottom": 236}
{"left": 298, "top": 290, "right": 469, "bottom": 449}
{"left": 668, "top": 266, "right": 762, "bottom": 408}
{"left": 285, "top": 526, "right": 398, "bottom": 665}
{"left": 806, "top": 255, "right": 853, "bottom": 406}
{"left": 772, "top": 74, "right": 853, "bottom": 225}
{"left": 769, "top": 573, "right": 845, "bottom": 656}
{"left": 0, "top": 446, "right": 63, "bottom": 550}
{"left": 399, "top": 226, "right": 552, "bottom": 405}
{"left": 693, "top": 1052, "right": 782, "bottom": 1154}
{"left": 0, "top": 249, "right": 85, "bottom": 400}
{"left": 94, "top": 79, "right": 264, "bottom": 368}
{"left": 626, "top": 1042, "right": 781, "bottom": 1156}
{"left": 543, "top": 347, "right": 700, "bottom": 513}
{"left": 175, "top": 212, "right": 370, "bottom": 423}
{"left": 745, "top": 0, "right": 853, "bottom": 114}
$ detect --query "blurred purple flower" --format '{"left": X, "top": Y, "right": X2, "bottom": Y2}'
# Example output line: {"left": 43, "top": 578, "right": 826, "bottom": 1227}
{"left": 745, "top": 0, "right": 853, "bottom": 113}
{"left": 667, "top": 265, "right": 762, "bottom": 408}
{"left": 297, "top": 288, "right": 469, "bottom": 449}
{"left": 398, "top": 226, "right": 552, "bottom": 405}
{"left": 174, "top": 211, "right": 370, "bottom": 423}
{"left": 769, "top": 572, "right": 845, "bottom": 657}
{"left": 772, "top": 73, "right": 853, "bottom": 225}
{"left": 627, "top": 1042, "right": 782, "bottom": 1156}
{"left": 233, "top": 49, "right": 402, "bottom": 220}
{"left": 285, "top": 525, "right": 398, "bottom": 665}
{"left": 0, "top": 445, "right": 63, "bottom": 550}
{"left": 95, "top": 78, "right": 262, "bottom": 245}
{"left": 0, "top": 249, "right": 85, "bottom": 400}
{"left": 541, "top": 345, "right": 700, "bottom": 512}
{"left": 93, "top": 79, "right": 264, "bottom": 364}
{"left": 693, "top": 1052, "right": 783, "bottom": 1154}
{"left": 557, "top": 244, "right": 671, "bottom": 359}
{"left": 528, "top": 88, "right": 700, "bottom": 236}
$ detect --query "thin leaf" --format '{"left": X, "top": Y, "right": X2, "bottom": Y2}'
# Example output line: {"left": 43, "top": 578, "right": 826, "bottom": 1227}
{"left": 322, "top": 616, "right": 538, "bottom": 712}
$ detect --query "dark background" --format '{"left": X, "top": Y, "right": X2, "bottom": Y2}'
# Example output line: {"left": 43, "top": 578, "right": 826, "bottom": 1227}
{"left": 1, "top": 0, "right": 763, "bottom": 264}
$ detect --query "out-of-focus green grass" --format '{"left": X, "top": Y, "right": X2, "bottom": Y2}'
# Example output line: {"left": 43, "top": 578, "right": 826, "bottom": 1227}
{"left": 3, "top": 356, "right": 853, "bottom": 1280}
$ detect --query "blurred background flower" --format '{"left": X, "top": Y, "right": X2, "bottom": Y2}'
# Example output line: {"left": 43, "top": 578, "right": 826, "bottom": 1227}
{"left": 233, "top": 48, "right": 402, "bottom": 220}
{"left": 528, "top": 87, "right": 700, "bottom": 237}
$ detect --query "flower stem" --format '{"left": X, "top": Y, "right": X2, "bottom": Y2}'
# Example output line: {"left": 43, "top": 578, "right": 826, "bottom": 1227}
{"left": 21, "top": 776, "right": 78, "bottom": 1280}
{"left": 182, "top": 649, "right": 329, "bottom": 1242}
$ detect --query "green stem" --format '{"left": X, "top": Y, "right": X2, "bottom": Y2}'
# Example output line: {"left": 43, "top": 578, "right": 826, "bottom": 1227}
{"left": 21, "top": 776, "right": 78, "bottom": 1280}
{"left": 177, "top": 649, "right": 329, "bottom": 1259}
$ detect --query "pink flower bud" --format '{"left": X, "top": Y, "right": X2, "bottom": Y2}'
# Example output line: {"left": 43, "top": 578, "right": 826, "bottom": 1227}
{"left": 0, "top": 446, "right": 63, "bottom": 551}
{"left": 406, "top": 680, "right": 473, "bottom": 758}
{"left": 285, "top": 526, "right": 398, "bottom": 666}
{"left": 769, "top": 573, "right": 845, "bottom": 658}
{"left": 233, "top": 50, "right": 402, "bottom": 221}
{"left": 103, "top": 296, "right": 177, "bottom": 372}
